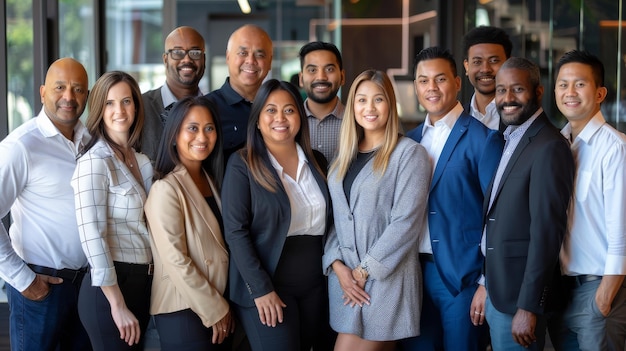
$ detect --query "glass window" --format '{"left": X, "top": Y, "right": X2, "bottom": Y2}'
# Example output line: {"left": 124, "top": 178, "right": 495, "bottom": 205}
{"left": 105, "top": 0, "right": 164, "bottom": 93}
{"left": 7, "top": 0, "right": 34, "bottom": 132}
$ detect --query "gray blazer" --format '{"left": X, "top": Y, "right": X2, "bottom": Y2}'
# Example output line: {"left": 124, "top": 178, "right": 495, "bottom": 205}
{"left": 141, "top": 88, "right": 165, "bottom": 162}
{"left": 322, "top": 137, "right": 431, "bottom": 341}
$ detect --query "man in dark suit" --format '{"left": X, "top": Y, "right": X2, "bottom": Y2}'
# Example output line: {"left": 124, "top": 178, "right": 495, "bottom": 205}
{"left": 483, "top": 57, "right": 575, "bottom": 350}
{"left": 141, "top": 26, "right": 206, "bottom": 161}
{"left": 399, "top": 47, "right": 503, "bottom": 351}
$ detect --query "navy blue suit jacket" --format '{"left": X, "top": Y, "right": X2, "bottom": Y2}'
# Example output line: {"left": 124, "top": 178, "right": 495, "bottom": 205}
{"left": 407, "top": 111, "right": 504, "bottom": 296}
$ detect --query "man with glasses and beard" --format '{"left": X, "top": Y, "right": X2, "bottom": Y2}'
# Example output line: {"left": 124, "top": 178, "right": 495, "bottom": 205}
{"left": 481, "top": 57, "right": 575, "bottom": 350}
{"left": 298, "top": 41, "right": 345, "bottom": 163}
{"left": 142, "top": 26, "right": 206, "bottom": 161}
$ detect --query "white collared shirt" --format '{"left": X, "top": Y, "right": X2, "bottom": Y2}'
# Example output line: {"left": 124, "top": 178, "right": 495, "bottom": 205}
{"left": 560, "top": 111, "right": 626, "bottom": 276}
{"left": 0, "top": 109, "right": 91, "bottom": 291}
{"left": 418, "top": 102, "right": 463, "bottom": 253}
{"left": 268, "top": 144, "right": 326, "bottom": 237}
{"left": 468, "top": 94, "right": 500, "bottom": 131}
{"left": 72, "top": 139, "right": 153, "bottom": 286}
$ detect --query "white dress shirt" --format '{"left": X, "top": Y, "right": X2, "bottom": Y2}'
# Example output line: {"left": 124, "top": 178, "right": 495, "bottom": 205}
{"left": 0, "top": 109, "right": 91, "bottom": 291}
{"left": 560, "top": 111, "right": 626, "bottom": 276}
{"left": 72, "top": 139, "right": 153, "bottom": 286}
{"left": 268, "top": 144, "right": 326, "bottom": 237}
{"left": 418, "top": 102, "right": 463, "bottom": 253}
{"left": 468, "top": 94, "right": 500, "bottom": 131}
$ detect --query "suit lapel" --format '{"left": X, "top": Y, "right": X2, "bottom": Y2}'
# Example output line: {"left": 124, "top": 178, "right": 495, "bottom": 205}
{"left": 430, "top": 115, "right": 469, "bottom": 191}
{"left": 173, "top": 167, "right": 227, "bottom": 251}
{"left": 489, "top": 114, "right": 547, "bottom": 209}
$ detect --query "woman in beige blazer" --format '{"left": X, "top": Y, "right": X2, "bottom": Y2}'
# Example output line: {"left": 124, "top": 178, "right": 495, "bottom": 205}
{"left": 144, "top": 96, "right": 234, "bottom": 351}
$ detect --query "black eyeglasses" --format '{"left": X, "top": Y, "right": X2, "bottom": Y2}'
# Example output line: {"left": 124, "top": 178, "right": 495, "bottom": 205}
{"left": 165, "top": 49, "right": 204, "bottom": 60}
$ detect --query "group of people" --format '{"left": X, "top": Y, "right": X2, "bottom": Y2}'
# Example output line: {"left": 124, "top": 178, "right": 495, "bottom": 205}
{"left": 0, "top": 22, "right": 624, "bottom": 351}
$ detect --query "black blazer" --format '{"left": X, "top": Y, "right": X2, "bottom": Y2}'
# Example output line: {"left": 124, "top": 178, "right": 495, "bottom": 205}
{"left": 221, "top": 149, "right": 332, "bottom": 307}
{"left": 484, "top": 113, "right": 575, "bottom": 315}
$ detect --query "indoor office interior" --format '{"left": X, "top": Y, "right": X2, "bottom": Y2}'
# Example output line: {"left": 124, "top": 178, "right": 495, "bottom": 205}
{"left": 0, "top": 0, "right": 625, "bottom": 350}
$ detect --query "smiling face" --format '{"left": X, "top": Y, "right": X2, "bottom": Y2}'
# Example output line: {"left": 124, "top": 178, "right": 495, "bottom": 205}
{"left": 414, "top": 58, "right": 461, "bottom": 123}
{"left": 176, "top": 106, "right": 217, "bottom": 169}
{"left": 103, "top": 82, "right": 135, "bottom": 142}
{"left": 464, "top": 43, "right": 507, "bottom": 97}
{"left": 258, "top": 89, "right": 301, "bottom": 148}
{"left": 354, "top": 80, "right": 390, "bottom": 139}
{"left": 226, "top": 26, "right": 273, "bottom": 98}
{"left": 163, "top": 27, "right": 206, "bottom": 91}
{"left": 40, "top": 58, "right": 89, "bottom": 133}
{"left": 555, "top": 62, "right": 606, "bottom": 128}
{"left": 495, "top": 67, "right": 543, "bottom": 126}
{"left": 299, "top": 50, "right": 345, "bottom": 104}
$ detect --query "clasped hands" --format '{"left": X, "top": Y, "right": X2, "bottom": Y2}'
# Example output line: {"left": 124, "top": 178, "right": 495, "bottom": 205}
{"left": 332, "top": 261, "right": 370, "bottom": 307}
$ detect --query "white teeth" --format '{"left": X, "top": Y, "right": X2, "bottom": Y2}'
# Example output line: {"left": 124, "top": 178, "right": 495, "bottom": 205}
{"left": 503, "top": 106, "right": 517, "bottom": 111}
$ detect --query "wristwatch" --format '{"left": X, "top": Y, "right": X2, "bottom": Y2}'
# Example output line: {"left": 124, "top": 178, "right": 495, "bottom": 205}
{"left": 353, "top": 265, "right": 369, "bottom": 281}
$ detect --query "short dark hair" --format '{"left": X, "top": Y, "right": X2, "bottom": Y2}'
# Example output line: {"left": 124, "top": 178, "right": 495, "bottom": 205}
{"left": 555, "top": 50, "right": 605, "bottom": 87}
{"left": 500, "top": 57, "right": 541, "bottom": 91}
{"left": 299, "top": 41, "right": 343, "bottom": 70}
{"left": 154, "top": 96, "right": 224, "bottom": 189}
{"left": 463, "top": 26, "right": 513, "bottom": 59}
{"left": 413, "top": 46, "right": 457, "bottom": 77}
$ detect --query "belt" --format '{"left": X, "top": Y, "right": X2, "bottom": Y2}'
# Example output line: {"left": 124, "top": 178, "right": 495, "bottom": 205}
{"left": 573, "top": 274, "right": 602, "bottom": 287}
{"left": 419, "top": 253, "right": 435, "bottom": 263}
{"left": 27, "top": 264, "right": 88, "bottom": 284}
{"left": 114, "top": 261, "right": 154, "bottom": 276}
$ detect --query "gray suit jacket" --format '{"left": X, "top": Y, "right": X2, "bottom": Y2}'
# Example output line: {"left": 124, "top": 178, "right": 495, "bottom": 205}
{"left": 141, "top": 88, "right": 165, "bottom": 162}
{"left": 322, "top": 137, "right": 431, "bottom": 340}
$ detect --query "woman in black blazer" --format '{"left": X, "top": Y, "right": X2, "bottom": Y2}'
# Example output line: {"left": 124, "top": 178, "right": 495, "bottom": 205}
{"left": 221, "top": 79, "right": 332, "bottom": 351}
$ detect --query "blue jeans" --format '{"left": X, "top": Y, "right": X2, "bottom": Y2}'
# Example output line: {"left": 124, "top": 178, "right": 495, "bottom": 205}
{"left": 7, "top": 279, "right": 91, "bottom": 351}
{"left": 485, "top": 295, "right": 546, "bottom": 351}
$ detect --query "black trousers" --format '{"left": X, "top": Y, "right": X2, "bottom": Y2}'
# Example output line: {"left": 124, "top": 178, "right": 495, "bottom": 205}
{"left": 154, "top": 308, "right": 232, "bottom": 351}
{"left": 235, "top": 235, "right": 327, "bottom": 351}
{"left": 77, "top": 262, "right": 152, "bottom": 351}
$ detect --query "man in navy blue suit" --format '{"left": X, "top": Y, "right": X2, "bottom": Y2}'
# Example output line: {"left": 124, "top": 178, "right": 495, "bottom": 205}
{"left": 399, "top": 47, "right": 503, "bottom": 350}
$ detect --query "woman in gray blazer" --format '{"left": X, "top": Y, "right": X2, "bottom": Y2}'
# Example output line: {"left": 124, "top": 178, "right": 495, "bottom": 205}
{"left": 322, "top": 70, "right": 431, "bottom": 350}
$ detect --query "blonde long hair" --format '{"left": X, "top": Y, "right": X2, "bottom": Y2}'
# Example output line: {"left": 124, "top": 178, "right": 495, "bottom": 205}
{"left": 331, "top": 69, "right": 400, "bottom": 179}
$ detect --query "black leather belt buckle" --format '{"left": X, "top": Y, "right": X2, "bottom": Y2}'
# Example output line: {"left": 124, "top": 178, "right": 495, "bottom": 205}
{"left": 574, "top": 274, "right": 602, "bottom": 287}
{"left": 148, "top": 263, "right": 154, "bottom": 276}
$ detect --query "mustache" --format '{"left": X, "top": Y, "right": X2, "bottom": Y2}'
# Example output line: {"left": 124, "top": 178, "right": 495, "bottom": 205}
{"left": 498, "top": 102, "right": 522, "bottom": 108}
{"left": 311, "top": 82, "right": 332, "bottom": 88}
{"left": 178, "top": 63, "right": 197, "bottom": 70}
{"left": 58, "top": 100, "right": 78, "bottom": 108}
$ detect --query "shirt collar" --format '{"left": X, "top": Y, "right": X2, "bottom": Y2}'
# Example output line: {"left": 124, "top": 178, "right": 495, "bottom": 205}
{"left": 503, "top": 108, "right": 543, "bottom": 140}
{"left": 268, "top": 144, "right": 308, "bottom": 180}
{"left": 422, "top": 101, "right": 463, "bottom": 136}
{"left": 36, "top": 108, "right": 90, "bottom": 151}
{"left": 561, "top": 110, "right": 605, "bottom": 145}
{"left": 160, "top": 83, "right": 204, "bottom": 108}
{"left": 221, "top": 78, "right": 250, "bottom": 105}
{"left": 304, "top": 98, "right": 345, "bottom": 120}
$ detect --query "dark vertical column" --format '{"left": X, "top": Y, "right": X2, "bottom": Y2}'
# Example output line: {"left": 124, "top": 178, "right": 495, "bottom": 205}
{"left": 33, "top": 0, "right": 59, "bottom": 113}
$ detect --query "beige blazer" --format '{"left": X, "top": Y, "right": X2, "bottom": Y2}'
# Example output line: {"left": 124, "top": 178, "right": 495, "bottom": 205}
{"left": 145, "top": 165, "right": 229, "bottom": 328}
